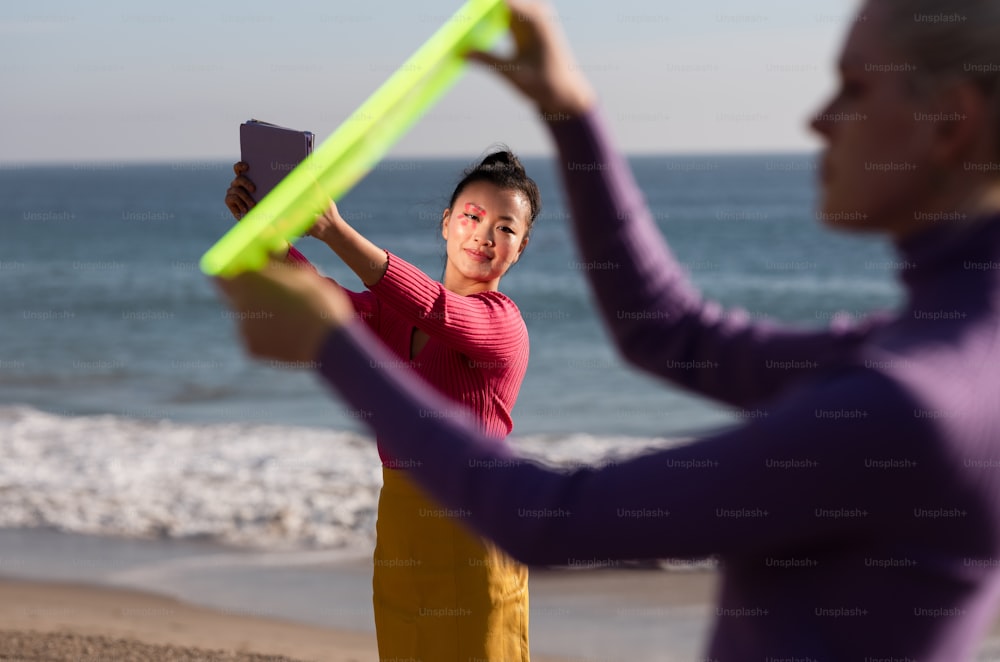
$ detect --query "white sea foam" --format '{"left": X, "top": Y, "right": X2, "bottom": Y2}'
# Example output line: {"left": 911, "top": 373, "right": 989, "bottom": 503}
{"left": 0, "top": 405, "right": 382, "bottom": 551}
{"left": 0, "top": 406, "right": 684, "bottom": 552}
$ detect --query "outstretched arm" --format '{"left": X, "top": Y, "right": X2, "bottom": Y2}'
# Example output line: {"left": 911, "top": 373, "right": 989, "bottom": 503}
{"left": 318, "top": 319, "right": 935, "bottom": 564}
{"left": 216, "top": 264, "right": 940, "bottom": 565}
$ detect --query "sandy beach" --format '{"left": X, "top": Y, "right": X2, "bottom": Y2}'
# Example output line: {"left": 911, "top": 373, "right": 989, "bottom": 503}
{"left": 0, "top": 570, "right": 712, "bottom": 662}
{"left": 5, "top": 531, "right": 1000, "bottom": 661}
{"left": 0, "top": 528, "right": 719, "bottom": 661}
{"left": 0, "top": 577, "right": 374, "bottom": 661}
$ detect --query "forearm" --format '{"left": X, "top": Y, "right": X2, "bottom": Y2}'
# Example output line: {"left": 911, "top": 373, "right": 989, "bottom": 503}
{"left": 544, "top": 107, "right": 874, "bottom": 406}
{"left": 317, "top": 222, "right": 388, "bottom": 288}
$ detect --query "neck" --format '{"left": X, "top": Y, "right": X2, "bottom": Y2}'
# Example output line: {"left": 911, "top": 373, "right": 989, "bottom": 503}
{"left": 442, "top": 265, "right": 499, "bottom": 296}
{"left": 890, "top": 180, "right": 1000, "bottom": 242}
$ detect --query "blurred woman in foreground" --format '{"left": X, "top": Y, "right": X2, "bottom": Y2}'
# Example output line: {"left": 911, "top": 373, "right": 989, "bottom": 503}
{"left": 218, "top": 1, "right": 1000, "bottom": 659}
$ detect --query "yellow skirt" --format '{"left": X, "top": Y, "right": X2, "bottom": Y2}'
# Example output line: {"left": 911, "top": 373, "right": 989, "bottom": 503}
{"left": 373, "top": 468, "right": 530, "bottom": 661}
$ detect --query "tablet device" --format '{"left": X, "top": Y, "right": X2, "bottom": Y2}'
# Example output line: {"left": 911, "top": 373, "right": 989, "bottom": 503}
{"left": 239, "top": 119, "right": 315, "bottom": 203}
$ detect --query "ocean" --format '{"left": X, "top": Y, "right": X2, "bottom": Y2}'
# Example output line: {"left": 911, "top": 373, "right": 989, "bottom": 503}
{"left": 0, "top": 155, "right": 902, "bottom": 552}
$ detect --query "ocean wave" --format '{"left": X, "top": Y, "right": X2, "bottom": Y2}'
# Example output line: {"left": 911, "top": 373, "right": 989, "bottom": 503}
{"left": 0, "top": 405, "right": 684, "bottom": 552}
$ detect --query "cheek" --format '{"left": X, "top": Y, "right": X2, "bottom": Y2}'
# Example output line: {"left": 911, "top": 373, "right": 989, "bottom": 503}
{"left": 823, "top": 100, "right": 933, "bottom": 222}
{"left": 494, "top": 235, "right": 523, "bottom": 258}
{"left": 448, "top": 217, "right": 471, "bottom": 238}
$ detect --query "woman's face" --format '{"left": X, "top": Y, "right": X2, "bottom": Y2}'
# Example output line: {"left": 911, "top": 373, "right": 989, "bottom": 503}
{"left": 810, "top": 3, "right": 941, "bottom": 237}
{"left": 441, "top": 180, "right": 531, "bottom": 293}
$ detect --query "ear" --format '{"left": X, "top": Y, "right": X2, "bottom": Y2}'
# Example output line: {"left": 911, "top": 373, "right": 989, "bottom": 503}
{"left": 929, "top": 80, "right": 991, "bottom": 168}
{"left": 441, "top": 209, "right": 451, "bottom": 240}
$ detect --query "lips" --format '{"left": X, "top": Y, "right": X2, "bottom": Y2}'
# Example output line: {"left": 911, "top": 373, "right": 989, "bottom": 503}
{"left": 464, "top": 248, "right": 491, "bottom": 262}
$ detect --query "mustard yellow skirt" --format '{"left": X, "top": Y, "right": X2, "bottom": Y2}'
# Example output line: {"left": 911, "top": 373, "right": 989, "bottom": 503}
{"left": 373, "top": 468, "right": 530, "bottom": 661}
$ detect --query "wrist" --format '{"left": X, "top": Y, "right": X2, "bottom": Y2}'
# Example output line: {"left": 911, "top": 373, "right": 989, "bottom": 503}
{"left": 538, "top": 83, "right": 596, "bottom": 118}
{"left": 316, "top": 225, "right": 347, "bottom": 249}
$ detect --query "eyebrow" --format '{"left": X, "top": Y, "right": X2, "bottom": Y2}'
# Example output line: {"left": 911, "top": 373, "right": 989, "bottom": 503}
{"left": 465, "top": 202, "right": 522, "bottom": 225}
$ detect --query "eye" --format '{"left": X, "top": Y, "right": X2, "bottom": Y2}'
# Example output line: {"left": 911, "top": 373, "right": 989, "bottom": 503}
{"left": 500, "top": 226, "right": 515, "bottom": 234}
{"left": 464, "top": 213, "right": 480, "bottom": 221}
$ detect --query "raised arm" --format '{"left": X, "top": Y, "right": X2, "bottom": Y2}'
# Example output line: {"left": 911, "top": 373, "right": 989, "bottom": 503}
{"left": 547, "top": 108, "right": 887, "bottom": 407}
{"left": 469, "top": 1, "right": 888, "bottom": 409}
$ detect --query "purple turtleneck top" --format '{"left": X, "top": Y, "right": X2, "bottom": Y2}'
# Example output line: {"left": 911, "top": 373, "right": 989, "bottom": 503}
{"left": 314, "top": 107, "right": 1000, "bottom": 661}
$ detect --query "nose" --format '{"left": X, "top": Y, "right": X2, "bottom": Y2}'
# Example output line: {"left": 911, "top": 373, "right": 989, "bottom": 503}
{"left": 810, "top": 96, "right": 837, "bottom": 140}
{"left": 473, "top": 224, "right": 495, "bottom": 246}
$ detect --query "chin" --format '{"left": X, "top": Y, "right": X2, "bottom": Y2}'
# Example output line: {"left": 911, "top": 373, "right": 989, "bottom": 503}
{"left": 816, "top": 191, "right": 876, "bottom": 233}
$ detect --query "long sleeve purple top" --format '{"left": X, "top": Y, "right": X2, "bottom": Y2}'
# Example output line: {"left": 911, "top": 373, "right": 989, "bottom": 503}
{"left": 314, "top": 107, "right": 1000, "bottom": 661}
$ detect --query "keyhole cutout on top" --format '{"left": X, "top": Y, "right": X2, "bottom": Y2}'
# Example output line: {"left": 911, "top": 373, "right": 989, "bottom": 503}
{"left": 410, "top": 327, "right": 430, "bottom": 360}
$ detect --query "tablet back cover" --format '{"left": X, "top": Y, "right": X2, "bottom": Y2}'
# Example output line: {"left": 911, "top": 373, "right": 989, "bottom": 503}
{"left": 239, "top": 120, "right": 314, "bottom": 203}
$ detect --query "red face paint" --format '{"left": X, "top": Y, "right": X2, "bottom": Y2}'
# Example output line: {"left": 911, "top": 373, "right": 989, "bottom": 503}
{"left": 464, "top": 203, "right": 487, "bottom": 218}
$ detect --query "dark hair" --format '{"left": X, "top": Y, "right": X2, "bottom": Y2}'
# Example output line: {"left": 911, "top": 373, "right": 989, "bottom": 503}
{"left": 447, "top": 148, "right": 542, "bottom": 238}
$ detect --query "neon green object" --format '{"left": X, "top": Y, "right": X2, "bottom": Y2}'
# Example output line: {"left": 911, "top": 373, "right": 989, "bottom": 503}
{"left": 201, "top": 0, "right": 511, "bottom": 276}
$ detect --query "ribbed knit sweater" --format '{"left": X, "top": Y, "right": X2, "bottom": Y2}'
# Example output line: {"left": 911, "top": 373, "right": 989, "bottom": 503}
{"left": 310, "top": 107, "right": 1000, "bottom": 660}
{"left": 287, "top": 246, "right": 528, "bottom": 462}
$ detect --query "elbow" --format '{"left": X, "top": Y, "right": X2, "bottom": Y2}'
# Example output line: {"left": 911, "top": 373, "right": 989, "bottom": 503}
{"left": 614, "top": 323, "right": 657, "bottom": 372}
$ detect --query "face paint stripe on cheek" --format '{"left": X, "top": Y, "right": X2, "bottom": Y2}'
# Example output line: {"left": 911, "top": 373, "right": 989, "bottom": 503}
{"left": 464, "top": 203, "right": 487, "bottom": 218}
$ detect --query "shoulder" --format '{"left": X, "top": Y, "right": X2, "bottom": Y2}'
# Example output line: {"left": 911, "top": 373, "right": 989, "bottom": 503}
{"left": 470, "top": 288, "right": 521, "bottom": 311}
{"left": 470, "top": 289, "right": 527, "bottom": 329}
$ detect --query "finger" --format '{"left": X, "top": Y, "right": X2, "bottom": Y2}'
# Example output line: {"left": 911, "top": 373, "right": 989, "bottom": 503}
{"left": 230, "top": 186, "right": 256, "bottom": 210}
{"left": 233, "top": 175, "right": 256, "bottom": 192}
{"left": 225, "top": 192, "right": 247, "bottom": 215}
{"left": 234, "top": 161, "right": 248, "bottom": 175}
{"left": 225, "top": 197, "right": 242, "bottom": 219}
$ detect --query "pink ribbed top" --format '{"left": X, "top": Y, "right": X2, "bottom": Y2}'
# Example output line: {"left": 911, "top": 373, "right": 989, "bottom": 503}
{"left": 287, "top": 246, "right": 528, "bottom": 463}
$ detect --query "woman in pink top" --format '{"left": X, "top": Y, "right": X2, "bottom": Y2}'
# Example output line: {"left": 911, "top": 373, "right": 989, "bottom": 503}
{"left": 225, "top": 151, "right": 541, "bottom": 661}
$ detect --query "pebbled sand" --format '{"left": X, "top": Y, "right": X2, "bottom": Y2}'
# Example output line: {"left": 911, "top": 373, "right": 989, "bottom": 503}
{"left": 0, "top": 577, "right": 583, "bottom": 662}
{"left": 0, "top": 629, "right": 310, "bottom": 662}
{"left": 0, "top": 578, "right": 375, "bottom": 662}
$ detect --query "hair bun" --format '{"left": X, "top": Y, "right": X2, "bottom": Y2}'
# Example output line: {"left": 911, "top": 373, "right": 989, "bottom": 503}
{"left": 447, "top": 144, "right": 541, "bottom": 230}
{"left": 478, "top": 148, "right": 524, "bottom": 175}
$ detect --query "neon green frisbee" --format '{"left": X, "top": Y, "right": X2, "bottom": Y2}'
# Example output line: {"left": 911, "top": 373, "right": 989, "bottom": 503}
{"left": 201, "top": 0, "right": 511, "bottom": 276}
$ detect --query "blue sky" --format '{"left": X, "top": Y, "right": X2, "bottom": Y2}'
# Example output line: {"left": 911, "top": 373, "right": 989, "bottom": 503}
{"left": 1, "top": 0, "right": 857, "bottom": 164}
